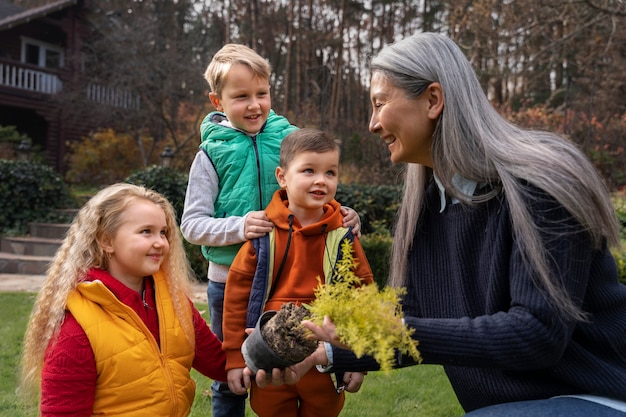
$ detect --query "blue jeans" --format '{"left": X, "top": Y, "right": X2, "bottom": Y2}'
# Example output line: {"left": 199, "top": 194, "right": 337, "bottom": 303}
{"left": 463, "top": 397, "right": 626, "bottom": 417}
{"left": 207, "top": 280, "right": 247, "bottom": 417}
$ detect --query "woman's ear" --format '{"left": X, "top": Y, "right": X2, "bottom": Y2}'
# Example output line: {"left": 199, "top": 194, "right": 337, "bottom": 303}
{"left": 426, "top": 82, "right": 444, "bottom": 120}
{"left": 208, "top": 92, "right": 222, "bottom": 111}
{"left": 275, "top": 166, "right": 287, "bottom": 189}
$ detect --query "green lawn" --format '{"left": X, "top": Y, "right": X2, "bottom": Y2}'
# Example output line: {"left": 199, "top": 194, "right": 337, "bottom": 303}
{"left": 1, "top": 292, "right": 463, "bottom": 416}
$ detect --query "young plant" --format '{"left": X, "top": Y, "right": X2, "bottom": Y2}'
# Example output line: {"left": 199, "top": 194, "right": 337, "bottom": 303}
{"left": 306, "top": 239, "right": 422, "bottom": 371}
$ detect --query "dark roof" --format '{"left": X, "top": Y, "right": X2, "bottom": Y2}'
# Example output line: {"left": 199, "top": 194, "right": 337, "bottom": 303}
{"left": 0, "top": 1, "right": 25, "bottom": 20}
{"left": 0, "top": 0, "right": 77, "bottom": 31}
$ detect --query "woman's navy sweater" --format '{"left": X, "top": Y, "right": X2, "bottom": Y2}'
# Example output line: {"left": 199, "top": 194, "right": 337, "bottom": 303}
{"left": 331, "top": 181, "right": 626, "bottom": 411}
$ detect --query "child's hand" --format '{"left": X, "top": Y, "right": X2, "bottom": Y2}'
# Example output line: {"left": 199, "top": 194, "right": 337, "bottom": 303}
{"left": 247, "top": 362, "right": 309, "bottom": 388}
{"left": 342, "top": 372, "right": 365, "bottom": 393}
{"left": 244, "top": 211, "right": 273, "bottom": 239}
{"left": 227, "top": 368, "right": 251, "bottom": 395}
{"left": 340, "top": 207, "right": 361, "bottom": 238}
{"left": 246, "top": 342, "right": 325, "bottom": 388}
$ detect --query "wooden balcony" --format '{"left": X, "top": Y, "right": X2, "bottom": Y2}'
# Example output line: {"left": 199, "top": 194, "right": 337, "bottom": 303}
{"left": 0, "top": 59, "right": 62, "bottom": 94}
{"left": 0, "top": 59, "right": 139, "bottom": 110}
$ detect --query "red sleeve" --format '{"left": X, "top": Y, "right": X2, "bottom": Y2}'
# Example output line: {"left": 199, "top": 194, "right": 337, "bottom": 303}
{"left": 191, "top": 304, "right": 228, "bottom": 382}
{"left": 41, "top": 313, "right": 96, "bottom": 417}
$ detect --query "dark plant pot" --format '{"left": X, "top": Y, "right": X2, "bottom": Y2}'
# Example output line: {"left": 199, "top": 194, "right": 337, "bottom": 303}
{"left": 242, "top": 310, "right": 298, "bottom": 374}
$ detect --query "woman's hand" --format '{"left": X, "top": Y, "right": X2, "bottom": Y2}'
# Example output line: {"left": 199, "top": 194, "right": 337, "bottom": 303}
{"left": 302, "top": 316, "right": 351, "bottom": 350}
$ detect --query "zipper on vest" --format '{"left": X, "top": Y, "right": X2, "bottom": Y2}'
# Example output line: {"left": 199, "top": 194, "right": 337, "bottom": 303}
{"left": 252, "top": 135, "right": 263, "bottom": 209}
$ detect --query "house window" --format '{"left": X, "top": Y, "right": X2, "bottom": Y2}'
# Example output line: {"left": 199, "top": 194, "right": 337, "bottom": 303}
{"left": 21, "top": 38, "right": 64, "bottom": 69}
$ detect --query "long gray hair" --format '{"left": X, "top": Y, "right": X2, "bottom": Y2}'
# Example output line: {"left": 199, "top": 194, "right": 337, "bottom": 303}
{"left": 375, "top": 32, "right": 619, "bottom": 321}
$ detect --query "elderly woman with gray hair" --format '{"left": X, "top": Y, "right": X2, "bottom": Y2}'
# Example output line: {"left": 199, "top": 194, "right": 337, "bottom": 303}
{"left": 250, "top": 32, "right": 626, "bottom": 417}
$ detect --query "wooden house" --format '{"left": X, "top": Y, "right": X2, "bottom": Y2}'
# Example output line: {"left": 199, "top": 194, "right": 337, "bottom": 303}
{"left": 0, "top": 0, "right": 130, "bottom": 173}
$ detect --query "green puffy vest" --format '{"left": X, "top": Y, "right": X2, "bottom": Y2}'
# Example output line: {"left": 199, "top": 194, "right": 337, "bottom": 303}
{"left": 199, "top": 110, "right": 298, "bottom": 265}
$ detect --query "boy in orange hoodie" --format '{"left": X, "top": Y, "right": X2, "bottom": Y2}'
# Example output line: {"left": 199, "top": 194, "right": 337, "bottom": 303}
{"left": 222, "top": 128, "right": 374, "bottom": 417}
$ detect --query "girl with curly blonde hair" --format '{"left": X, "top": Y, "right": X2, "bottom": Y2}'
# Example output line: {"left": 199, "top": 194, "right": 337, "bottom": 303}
{"left": 20, "top": 183, "right": 226, "bottom": 416}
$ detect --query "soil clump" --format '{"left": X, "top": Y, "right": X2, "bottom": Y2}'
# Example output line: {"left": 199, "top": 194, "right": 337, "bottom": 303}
{"left": 261, "top": 302, "right": 318, "bottom": 363}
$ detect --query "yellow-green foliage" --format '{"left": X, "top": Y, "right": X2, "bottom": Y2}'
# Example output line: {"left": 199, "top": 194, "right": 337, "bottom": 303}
{"left": 614, "top": 243, "right": 626, "bottom": 285}
{"left": 307, "top": 239, "right": 421, "bottom": 372}
{"left": 65, "top": 129, "right": 156, "bottom": 186}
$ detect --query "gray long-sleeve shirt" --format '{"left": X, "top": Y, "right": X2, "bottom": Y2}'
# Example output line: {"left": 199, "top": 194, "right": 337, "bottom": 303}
{"left": 180, "top": 151, "right": 248, "bottom": 283}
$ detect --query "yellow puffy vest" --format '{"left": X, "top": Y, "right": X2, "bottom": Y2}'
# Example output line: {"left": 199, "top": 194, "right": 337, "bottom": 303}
{"left": 66, "top": 271, "right": 196, "bottom": 416}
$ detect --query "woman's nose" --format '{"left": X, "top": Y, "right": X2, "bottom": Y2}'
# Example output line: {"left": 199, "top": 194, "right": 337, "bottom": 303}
{"left": 369, "top": 114, "right": 380, "bottom": 133}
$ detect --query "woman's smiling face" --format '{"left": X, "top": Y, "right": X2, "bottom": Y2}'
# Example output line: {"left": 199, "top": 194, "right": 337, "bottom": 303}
{"left": 368, "top": 72, "right": 440, "bottom": 167}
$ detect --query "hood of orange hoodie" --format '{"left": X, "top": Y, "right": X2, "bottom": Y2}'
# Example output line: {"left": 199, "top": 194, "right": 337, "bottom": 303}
{"left": 266, "top": 189, "right": 344, "bottom": 236}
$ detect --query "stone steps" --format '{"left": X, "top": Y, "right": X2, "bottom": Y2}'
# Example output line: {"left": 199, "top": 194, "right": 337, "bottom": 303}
{"left": 0, "top": 219, "right": 71, "bottom": 275}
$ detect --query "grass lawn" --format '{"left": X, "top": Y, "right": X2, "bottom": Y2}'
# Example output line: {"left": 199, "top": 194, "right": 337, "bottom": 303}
{"left": 1, "top": 292, "right": 463, "bottom": 416}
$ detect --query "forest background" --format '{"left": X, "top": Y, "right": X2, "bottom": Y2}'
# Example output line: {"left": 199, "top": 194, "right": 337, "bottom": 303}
{"left": 9, "top": 0, "right": 626, "bottom": 191}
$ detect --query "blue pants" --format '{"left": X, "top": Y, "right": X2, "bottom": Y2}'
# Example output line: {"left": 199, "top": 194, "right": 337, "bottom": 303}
{"left": 463, "top": 397, "right": 626, "bottom": 417}
{"left": 207, "top": 280, "right": 247, "bottom": 417}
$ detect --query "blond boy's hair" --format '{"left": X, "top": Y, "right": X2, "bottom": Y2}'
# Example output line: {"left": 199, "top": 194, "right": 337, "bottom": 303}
{"left": 204, "top": 44, "right": 271, "bottom": 97}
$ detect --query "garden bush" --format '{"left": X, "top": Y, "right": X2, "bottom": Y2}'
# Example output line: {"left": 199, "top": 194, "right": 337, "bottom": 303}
{"left": 360, "top": 228, "right": 392, "bottom": 288}
{"left": 124, "top": 166, "right": 207, "bottom": 281}
{"left": 336, "top": 183, "right": 402, "bottom": 235}
{"left": 66, "top": 129, "right": 159, "bottom": 187}
{"left": 125, "top": 165, "right": 188, "bottom": 222}
{"left": 0, "top": 160, "right": 76, "bottom": 235}
{"left": 613, "top": 193, "right": 626, "bottom": 284}
{"left": 0, "top": 125, "right": 30, "bottom": 160}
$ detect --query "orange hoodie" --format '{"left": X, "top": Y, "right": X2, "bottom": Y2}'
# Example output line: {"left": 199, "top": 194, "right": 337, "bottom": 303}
{"left": 222, "top": 189, "right": 374, "bottom": 370}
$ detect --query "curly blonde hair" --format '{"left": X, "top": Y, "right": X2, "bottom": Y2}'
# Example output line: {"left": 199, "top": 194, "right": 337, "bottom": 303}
{"left": 19, "top": 183, "right": 195, "bottom": 398}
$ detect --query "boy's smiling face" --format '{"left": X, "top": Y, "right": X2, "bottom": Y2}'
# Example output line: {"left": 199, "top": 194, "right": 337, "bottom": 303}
{"left": 209, "top": 63, "right": 271, "bottom": 135}
{"left": 275, "top": 150, "right": 339, "bottom": 224}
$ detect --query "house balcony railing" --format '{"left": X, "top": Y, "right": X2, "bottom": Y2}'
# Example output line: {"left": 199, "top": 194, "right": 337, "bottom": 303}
{"left": 0, "top": 60, "right": 62, "bottom": 94}
{"left": 0, "top": 59, "right": 139, "bottom": 111}
{"left": 86, "top": 82, "right": 141, "bottom": 110}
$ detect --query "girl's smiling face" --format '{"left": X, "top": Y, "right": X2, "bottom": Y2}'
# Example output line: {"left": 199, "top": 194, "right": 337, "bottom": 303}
{"left": 101, "top": 199, "right": 169, "bottom": 291}
{"left": 368, "top": 72, "right": 442, "bottom": 167}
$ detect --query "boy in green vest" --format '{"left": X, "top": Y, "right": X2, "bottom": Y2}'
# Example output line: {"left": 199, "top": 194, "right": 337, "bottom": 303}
{"left": 222, "top": 128, "right": 373, "bottom": 416}
{"left": 180, "top": 44, "right": 360, "bottom": 417}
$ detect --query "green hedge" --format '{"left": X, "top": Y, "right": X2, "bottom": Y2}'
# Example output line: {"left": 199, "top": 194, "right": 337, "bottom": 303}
{"left": 360, "top": 232, "right": 392, "bottom": 288}
{"left": 336, "top": 183, "right": 402, "bottom": 235}
{"left": 0, "top": 160, "right": 76, "bottom": 235}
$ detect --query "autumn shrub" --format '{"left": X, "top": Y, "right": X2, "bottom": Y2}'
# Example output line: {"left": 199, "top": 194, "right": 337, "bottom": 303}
{"left": 65, "top": 129, "right": 157, "bottom": 186}
{"left": 500, "top": 106, "right": 625, "bottom": 190}
{"left": 0, "top": 160, "right": 76, "bottom": 235}
{"left": 123, "top": 166, "right": 207, "bottom": 281}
